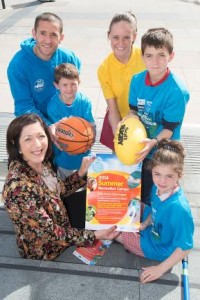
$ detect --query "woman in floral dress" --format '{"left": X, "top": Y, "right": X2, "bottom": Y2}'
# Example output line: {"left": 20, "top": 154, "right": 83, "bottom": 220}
{"left": 2, "top": 114, "right": 118, "bottom": 260}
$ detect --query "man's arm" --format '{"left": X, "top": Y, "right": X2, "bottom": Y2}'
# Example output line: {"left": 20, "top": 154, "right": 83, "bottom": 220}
{"left": 8, "top": 66, "right": 51, "bottom": 124}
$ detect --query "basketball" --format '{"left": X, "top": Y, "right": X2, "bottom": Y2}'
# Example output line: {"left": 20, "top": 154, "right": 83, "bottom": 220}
{"left": 114, "top": 117, "right": 147, "bottom": 165}
{"left": 56, "top": 117, "right": 95, "bottom": 154}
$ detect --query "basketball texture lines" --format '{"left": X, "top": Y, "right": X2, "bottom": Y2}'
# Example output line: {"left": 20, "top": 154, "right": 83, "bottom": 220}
{"left": 56, "top": 117, "right": 95, "bottom": 154}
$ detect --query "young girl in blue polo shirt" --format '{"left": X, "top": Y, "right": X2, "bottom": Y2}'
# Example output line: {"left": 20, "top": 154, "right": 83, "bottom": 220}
{"left": 116, "top": 139, "right": 194, "bottom": 283}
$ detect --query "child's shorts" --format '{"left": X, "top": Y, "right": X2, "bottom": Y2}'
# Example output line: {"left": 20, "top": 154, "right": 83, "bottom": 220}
{"left": 121, "top": 232, "right": 145, "bottom": 257}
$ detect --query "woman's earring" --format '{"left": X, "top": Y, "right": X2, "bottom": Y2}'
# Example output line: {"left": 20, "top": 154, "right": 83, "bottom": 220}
{"left": 19, "top": 150, "right": 22, "bottom": 154}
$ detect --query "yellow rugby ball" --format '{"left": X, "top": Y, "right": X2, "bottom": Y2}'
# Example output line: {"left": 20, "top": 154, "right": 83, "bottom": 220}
{"left": 114, "top": 118, "right": 147, "bottom": 165}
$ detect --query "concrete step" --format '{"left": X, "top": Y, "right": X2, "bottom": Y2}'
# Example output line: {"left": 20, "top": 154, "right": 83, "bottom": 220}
{"left": 0, "top": 255, "right": 186, "bottom": 300}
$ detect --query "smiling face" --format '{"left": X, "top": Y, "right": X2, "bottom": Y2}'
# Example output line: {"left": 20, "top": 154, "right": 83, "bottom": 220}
{"left": 152, "top": 164, "right": 181, "bottom": 196}
{"left": 142, "top": 46, "right": 174, "bottom": 83}
{"left": 54, "top": 77, "right": 79, "bottom": 104}
{"left": 108, "top": 20, "right": 136, "bottom": 63}
{"left": 19, "top": 121, "right": 48, "bottom": 172}
{"left": 32, "top": 20, "right": 64, "bottom": 61}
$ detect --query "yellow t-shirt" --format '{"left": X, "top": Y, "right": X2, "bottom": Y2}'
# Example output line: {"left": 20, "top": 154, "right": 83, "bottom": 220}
{"left": 97, "top": 46, "right": 145, "bottom": 118}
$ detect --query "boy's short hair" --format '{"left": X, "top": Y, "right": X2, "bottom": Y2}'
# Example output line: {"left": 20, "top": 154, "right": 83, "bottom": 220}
{"left": 54, "top": 63, "right": 80, "bottom": 84}
{"left": 141, "top": 27, "right": 173, "bottom": 55}
{"left": 34, "top": 12, "right": 63, "bottom": 34}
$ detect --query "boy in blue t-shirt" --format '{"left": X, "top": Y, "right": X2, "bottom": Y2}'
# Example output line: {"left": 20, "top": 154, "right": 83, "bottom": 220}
{"left": 47, "top": 63, "right": 95, "bottom": 228}
{"left": 127, "top": 28, "right": 190, "bottom": 205}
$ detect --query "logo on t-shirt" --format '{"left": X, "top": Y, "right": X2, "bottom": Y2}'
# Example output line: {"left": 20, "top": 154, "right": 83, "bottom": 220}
{"left": 34, "top": 79, "right": 45, "bottom": 92}
{"left": 151, "top": 207, "right": 162, "bottom": 240}
{"left": 137, "top": 98, "right": 158, "bottom": 138}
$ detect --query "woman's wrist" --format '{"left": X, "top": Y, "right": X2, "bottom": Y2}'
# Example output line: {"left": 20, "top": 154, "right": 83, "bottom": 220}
{"left": 94, "top": 230, "right": 100, "bottom": 240}
{"left": 77, "top": 170, "right": 87, "bottom": 180}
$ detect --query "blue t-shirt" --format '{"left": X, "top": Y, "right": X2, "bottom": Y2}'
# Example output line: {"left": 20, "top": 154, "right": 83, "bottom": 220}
{"left": 140, "top": 186, "right": 194, "bottom": 261}
{"left": 7, "top": 38, "right": 81, "bottom": 126}
{"left": 47, "top": 92, "right": 95, "bottom": 170}
{"left": 129, "top": 70, "right": 189, "bottom": 145}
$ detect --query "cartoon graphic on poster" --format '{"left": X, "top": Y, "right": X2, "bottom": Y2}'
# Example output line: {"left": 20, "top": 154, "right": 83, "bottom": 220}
{"left": 85, "top": 153, "right": 141, "bottom": 232}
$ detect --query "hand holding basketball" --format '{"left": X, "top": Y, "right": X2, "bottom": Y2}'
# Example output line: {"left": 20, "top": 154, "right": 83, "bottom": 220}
{"left": 56, "top": 117, "right": 95, "bottom": 154}
{"left": 48, "top": 123, "right": 62, "bottom": 150}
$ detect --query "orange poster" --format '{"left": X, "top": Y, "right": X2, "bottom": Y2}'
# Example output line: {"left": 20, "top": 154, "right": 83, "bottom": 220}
{"left": 86, "top": 154, "right": 141, "bottom": 232}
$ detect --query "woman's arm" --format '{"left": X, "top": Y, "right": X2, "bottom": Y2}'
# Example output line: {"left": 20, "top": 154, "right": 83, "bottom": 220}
{"left": 94, "top": 225, "right": 120, "bottom": 240}
{"left": 60, "top": 156, "right": 96, "bottom": 196}
{"left": 106, "top": 99, "right": 122, "bottom": 135}
{"left": 140, "top": 248, "right": 191, "bottom": 283}
{"left": 4, "top": 181, "right": 96, "bottom": 259}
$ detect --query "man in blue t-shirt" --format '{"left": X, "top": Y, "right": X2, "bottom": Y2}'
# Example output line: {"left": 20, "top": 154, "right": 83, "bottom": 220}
{"left": 7, "top": 12, "right": 81, "bottom": 143}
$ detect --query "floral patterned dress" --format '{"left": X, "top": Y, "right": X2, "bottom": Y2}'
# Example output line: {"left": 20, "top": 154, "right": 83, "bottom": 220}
{"left": 2, "top": 161, "right": 95, "bottom": 260}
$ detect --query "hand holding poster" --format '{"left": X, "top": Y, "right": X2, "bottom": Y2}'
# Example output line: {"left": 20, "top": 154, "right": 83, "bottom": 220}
{"left": 85, "top": 153, "right": 141, "bottom": 232}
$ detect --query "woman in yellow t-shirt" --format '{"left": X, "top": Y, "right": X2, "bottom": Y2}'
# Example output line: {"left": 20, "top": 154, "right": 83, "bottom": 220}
{"left": 98, "top": 12, "right": 145, "bottom": 146}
